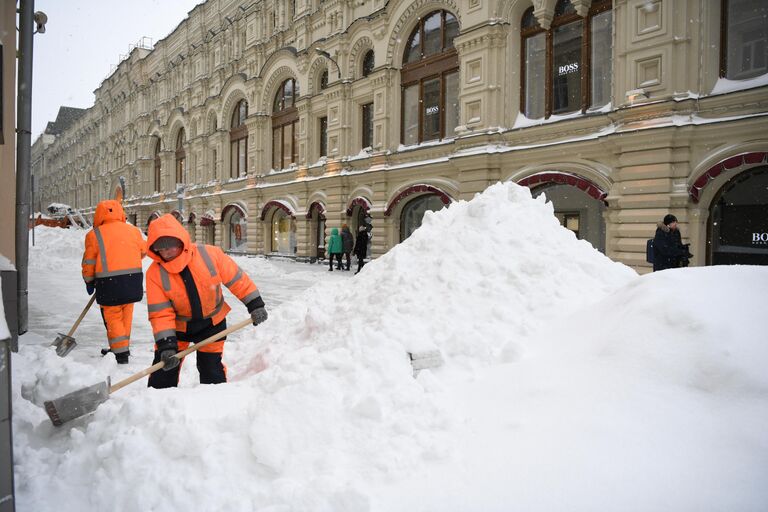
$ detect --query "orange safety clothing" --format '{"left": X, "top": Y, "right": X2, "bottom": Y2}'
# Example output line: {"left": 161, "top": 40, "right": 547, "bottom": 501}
{"left": 145, "top": 214, "right": 263, "bottom": 344}
{"left": 82, "top": 200, "right": 147, "bottom": 306}
{"left": 100, "top": 304, "right": 134, "bottom": 354}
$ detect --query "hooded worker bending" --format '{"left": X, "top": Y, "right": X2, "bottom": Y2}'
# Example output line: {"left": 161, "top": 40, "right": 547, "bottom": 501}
{"left": 145, "top": 213, "right": 268, "bottom": 388}
{"left": 82, "top": 200, "right": 147, "bottom": 364}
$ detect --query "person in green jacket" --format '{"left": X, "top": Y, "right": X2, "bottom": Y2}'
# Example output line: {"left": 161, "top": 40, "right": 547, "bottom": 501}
{"left": 327, "top": 227, "right": 343, "bottom": 271}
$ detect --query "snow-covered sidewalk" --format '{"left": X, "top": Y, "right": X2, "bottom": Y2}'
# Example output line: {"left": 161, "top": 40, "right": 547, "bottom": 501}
{"left": 11, "top": 183, "right": 768, "bottom": 512}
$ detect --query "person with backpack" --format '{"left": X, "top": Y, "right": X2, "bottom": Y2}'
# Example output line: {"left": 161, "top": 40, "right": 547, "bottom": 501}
{"left": 326, "top": 227, "right": 343, "bottom": 271}
{"left": 82, "top": 199, "right": 147, "bottom": 364}
{"left": 340, "top": 224, "right": 354, "bottom": 271}
{"left": 652, "top": 214, "right": 691, "bottom": 271}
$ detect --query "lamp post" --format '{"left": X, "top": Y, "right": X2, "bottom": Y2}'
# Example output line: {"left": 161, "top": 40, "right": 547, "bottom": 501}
{"left": 314, "top": 48, "right": 342, "bottom": 80}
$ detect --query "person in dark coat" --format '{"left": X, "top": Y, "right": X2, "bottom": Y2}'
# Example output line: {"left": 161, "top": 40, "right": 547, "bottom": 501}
{"left": 652, "top": 214, "right": 691, "bottom": 271}
{"left": 340, "top": 224, "right": 354, "bottom": 271}
{"left": 353, "top": 225, "right": 369, "bottom": 274}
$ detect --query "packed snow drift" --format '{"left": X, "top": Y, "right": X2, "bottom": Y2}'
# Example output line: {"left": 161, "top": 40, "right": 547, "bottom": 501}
{"left": 11, "top": 182, "right": 768, "bottom": 511}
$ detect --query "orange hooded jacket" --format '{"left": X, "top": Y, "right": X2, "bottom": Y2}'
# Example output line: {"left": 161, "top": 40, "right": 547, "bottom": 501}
{"left": 82, "top": 200, "right": 146, "bottom": 306}
{"left": 145, "top": 214, "right": 262, "bottom": 343}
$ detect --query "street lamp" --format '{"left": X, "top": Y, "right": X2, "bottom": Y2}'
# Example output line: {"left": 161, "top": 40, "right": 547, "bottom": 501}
{"left": 314, "top": 48, "right": 341, "bottom": 79}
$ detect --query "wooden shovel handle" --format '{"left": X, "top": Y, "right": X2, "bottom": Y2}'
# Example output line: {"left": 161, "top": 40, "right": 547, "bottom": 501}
{"left": 67, "top": 294, "right": 97, "bottom": 337}
{"left": 109, "top": 317, "right": 254, "bottom": 394}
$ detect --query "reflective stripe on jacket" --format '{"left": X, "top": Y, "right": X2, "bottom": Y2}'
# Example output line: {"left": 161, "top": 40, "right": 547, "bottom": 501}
{"left": 82, "top": 200, "right": 147, "bottom": 305}
{"left": 145, "top": 214, "right": 261, "bottom": 341}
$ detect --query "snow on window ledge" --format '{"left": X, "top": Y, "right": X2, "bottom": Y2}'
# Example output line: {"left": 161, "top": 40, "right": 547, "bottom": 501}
{"left": 711, "top": 73, "right": 768, "bottom": 95}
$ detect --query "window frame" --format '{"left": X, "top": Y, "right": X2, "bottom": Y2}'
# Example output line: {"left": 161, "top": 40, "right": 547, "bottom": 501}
{"left": 520, "top": 0, "right": 612, "bottom": 119}
{"left": 400, "top": 10, "right": 460, "bottom": 145}
{"left": 271, "top": 78, "right": 299, "bottom": 170}
{"left": 362, "top": 49, "right": 375, "bottom": 77}
{"left": 153, "top": 138, "right": 161, "bottom": 192}
{"left": 175, "top": 129, "right": 185, "bottom": 185}
{"left": 319, "top": 116, "right": 328, "bottom": 158}
{"left": 361, "top": 102, "right": 374, "bottom": 149}
{"left": 720, "top": 0, "right": 768, "bottom": 79}
{"left": 229, "top": 99, "right": 249, "bottom": 179}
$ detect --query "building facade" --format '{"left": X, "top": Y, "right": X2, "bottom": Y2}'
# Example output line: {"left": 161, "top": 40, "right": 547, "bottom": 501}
{"left": 32, "top": 0, "right": 768, "bottom": 271}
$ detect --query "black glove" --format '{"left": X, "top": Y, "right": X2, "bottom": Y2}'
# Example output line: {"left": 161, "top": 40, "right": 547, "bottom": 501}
{"left": 250, "top": 307, "right": 268, "bottom": 326}
{"left": 86, "top": 283, "right": 95, "bottom": 295}
{"left": 157, "top": 337, "right": 179, "bottom": 371}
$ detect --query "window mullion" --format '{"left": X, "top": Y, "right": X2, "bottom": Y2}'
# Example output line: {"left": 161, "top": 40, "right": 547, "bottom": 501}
{"left": 546, "top": 30, "right": 553, "bottom": 118}
{"left": 582, "top": 14, "right": 590, "bottom": 111}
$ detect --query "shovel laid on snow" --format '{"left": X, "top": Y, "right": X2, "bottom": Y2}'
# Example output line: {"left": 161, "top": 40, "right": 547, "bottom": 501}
{"left": 51, "top": 294, "right": 97, "bottom": 357}
{"left": 44, "top": 317, "right": 254, "bottom": 426}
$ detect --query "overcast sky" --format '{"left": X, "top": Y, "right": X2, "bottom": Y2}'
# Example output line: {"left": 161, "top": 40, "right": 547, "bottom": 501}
{"left": 31, "top": 0, "right": 202, "bottom": 138}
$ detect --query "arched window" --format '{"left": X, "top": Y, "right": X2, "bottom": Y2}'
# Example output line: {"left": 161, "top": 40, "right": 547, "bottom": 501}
{"left": 230, "top": 99, "right": 248, "bottom": 179}
{"left": 401, "top": 10, "right": 460, "bottom": 145}
{"left": 271, "top": 209, "right": 296, "bottom": 254}
{"left": 320, "top": 68, "right": 329, "bottom": 90}
{"left": 400, "top": 194, "right": 447, "bottom": 242}
{"left": 175, "top": 129, "right": 186, "bottom": 185}
{"left": 272, "top": 78, "right": 299, "bottom": 170}
{"left": 227, "top": 208, "right": 248, "bottom": 253}
{"left": 362, "top": 49, "right": 375, "bottom": 77}
{"left": 153, "top": 138, "right": 162, "bottom": 192}
{"left": 721, "top": 0, "right": 768, "bottom": 79}
{"left": 521, "top": 0, "right": 612, "bottom": 119}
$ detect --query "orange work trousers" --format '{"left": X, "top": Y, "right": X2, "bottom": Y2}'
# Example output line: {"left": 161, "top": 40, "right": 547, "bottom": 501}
{"left": 100, "top": 303, "right": 134, "bottom": 354}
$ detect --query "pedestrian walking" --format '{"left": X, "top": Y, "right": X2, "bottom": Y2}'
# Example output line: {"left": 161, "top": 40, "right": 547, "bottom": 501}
{"left": 327, "top": 227, "right": 343, "bottom": 271}
{"left": 340, "top": 224, "right": 354, "bottom": 271}
{"left": 81, "top": 199, "right": 147, "bottom": 364}
{"left": 353, "top": 225, "right": 369, "bottom": 274}
{"left": 144, "top": 214, "right": 268, "bottom": 388}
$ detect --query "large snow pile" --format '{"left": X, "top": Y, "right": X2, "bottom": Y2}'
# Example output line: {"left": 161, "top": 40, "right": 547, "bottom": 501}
{"left": 11, "top": 183, "right": 767, "bottom": 511}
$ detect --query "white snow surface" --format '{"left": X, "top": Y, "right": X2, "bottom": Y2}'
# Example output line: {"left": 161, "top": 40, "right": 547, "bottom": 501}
{"left": 11, "top": 182, "right": 768, "bottom": 511}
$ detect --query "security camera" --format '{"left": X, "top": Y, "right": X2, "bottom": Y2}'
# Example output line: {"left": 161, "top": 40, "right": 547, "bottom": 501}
{"left": 33, "top": 11, "right": 48, "bottom": 34}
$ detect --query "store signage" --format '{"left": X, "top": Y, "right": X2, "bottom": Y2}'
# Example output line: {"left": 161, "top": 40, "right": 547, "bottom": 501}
{"left": 753, "top": 232, "right": 768, "bottom": 245}
{"left": 425, "top": 105, "right": 439, "bottom": 115}
{"left": 558, "top": 62, "right": 579, "bottom": 76}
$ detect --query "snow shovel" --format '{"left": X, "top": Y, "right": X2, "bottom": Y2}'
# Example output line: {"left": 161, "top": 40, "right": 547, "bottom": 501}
{"left": 51, "top": 294, "right": 97, "bottom": 357}
{"left": 44, "top": 317, "right": 254, "bottom": 426}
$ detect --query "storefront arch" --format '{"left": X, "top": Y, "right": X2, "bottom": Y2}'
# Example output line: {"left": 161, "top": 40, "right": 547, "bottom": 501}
{"left": 707, "top": 165, "right": 768, "bottom": 266}
{"left": 346, "top": 196, "right": 372, "bottom": 235}
{"left": 517, "top": 172, "right": 608, "bottom": 252}
{"left": 385, "top": 185, "right": 453, "bottom": 242}
{"left": 306, "top": 201, "right": 327, "bottom": 260}
{"left": 262, "top": 200, "right": 296, "bottom": 255}
{"left": 222, "top": 203, "right": 248, "bottom": 253}
{"left": 200, "top": 210, "right": 216, "bottom": 245}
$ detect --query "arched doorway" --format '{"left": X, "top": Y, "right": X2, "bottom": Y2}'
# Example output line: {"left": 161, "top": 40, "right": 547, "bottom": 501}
{"left": 200, "top": 215, "right": 215, "bottom": 245}
{"left": 307, "top": 202, "right": 326, "bottom": 261}
{"left": 271, "top": 208, "right": 296, "bottom": 255}
{"left": 519, "top": 173, "right": 607, "bottom": 253}
{"left": 708, "top": 165, "right": 768, "bottom": 265}
{"left": 400, "top": 195, "right": 448, "bottom": 241}
{"left": 222, "top": 205, "right": 248, "bottom": 253}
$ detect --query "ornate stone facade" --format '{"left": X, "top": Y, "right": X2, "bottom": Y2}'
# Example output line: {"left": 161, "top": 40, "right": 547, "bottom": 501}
{"left": 32, "top": 0, "right": 768, "bottom": 271}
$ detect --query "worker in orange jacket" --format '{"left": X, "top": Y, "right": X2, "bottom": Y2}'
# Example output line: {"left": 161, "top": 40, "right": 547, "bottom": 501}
{"left": 82, "top": 200, "right": 147, "bottom": 363}
{"left": 144, "top": 213, "right": 268, "bottom": 388}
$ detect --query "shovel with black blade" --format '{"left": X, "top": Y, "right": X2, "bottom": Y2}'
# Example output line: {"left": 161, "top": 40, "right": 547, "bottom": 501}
{"left": 44, "top": 317, "right": 254, "bottom": 426}
{"left": 51, "top": 294, "right": 97, "bottom": 357}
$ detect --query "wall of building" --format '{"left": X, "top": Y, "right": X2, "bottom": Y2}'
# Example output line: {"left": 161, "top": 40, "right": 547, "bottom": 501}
{"left": 1, "top": 0, "right": 17, "bottom": 265}
{"left": 31, "top": 0, "right": 768, "bottom": 273}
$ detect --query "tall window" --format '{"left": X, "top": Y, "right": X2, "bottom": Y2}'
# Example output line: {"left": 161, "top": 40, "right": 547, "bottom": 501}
{"left": 153, "top": 138, "right": 161, "bottom": 192}
{"left": 175, "top": 129, "right": 185, "bottom": 185}
{"left": 230, "top": 99, "right": 248, "bottom": 178}
{"left": 362, "top": 49, "right": 375, "bottom": 77}
{"left": 272, "top": 78, "right": 299, "bottom": 170}
{"left": 320, "top": 68, "right": 329, "bottom": 90}
{"left": 362, "top": 102, "right": 374, "bottom": 149}
{"left": 401, "top": 10, "right": 460, "bottom": 145}
{"left": 319, "top": 116, "right": 328, "bottom": 158}
{"left": 721, "top": 0, "right": 768, "bottom": 79}
{"left": 521, "top": 0, "right": 612, "bottom": 119}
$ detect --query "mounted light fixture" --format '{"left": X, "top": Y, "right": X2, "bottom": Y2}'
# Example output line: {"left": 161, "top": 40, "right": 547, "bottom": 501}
{"left": 315, "top": 47, "right": 341, "bottom": 77}
{"left": 626, "top": 88, "right": 650, "bottom": 103}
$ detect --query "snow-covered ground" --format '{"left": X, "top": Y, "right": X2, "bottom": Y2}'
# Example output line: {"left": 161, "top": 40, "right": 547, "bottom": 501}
{"left": 11, "top": 182, "right": 768, "bottom": 511}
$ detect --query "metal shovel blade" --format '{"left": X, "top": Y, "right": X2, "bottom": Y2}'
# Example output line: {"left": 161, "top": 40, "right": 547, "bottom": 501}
{"left": 44, "top": 378, "right": 110, "bottom": 427}
{"left": 52, "top": 332, "right": 77, "bottom": 357}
